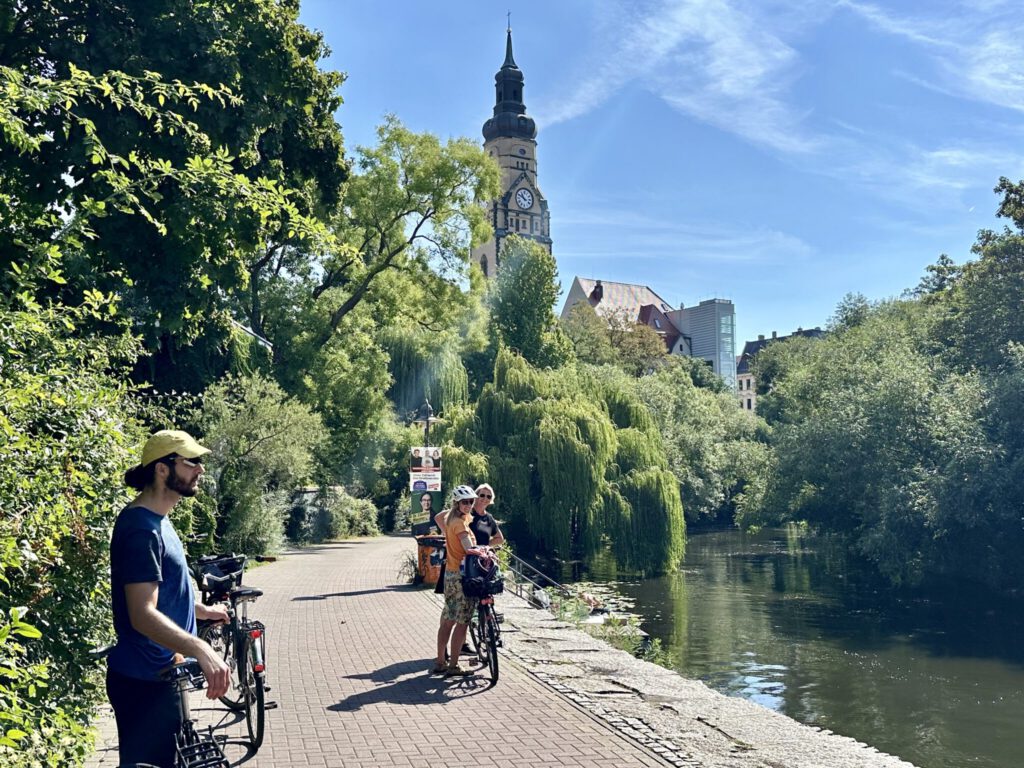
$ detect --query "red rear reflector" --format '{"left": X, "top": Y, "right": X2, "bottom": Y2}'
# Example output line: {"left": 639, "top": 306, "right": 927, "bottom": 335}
{"left": 250, "top": 629, "right": 262, "bottom": 639}
{"left": 254, "top": 663, "right": 265, "bottom": 673}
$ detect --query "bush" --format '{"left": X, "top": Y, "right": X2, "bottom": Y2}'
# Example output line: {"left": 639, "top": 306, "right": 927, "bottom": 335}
{"left": 198, "top": 374, "right": 328, "bottom": 554}
{"left": 0, "top": 306, "right": 142, "bottom": 767}
{"left": 286, "top": 487, "right": 381, "bottom": 544}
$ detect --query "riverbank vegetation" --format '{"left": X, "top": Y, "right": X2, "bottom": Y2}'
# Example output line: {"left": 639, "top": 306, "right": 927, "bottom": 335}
{"left": 749, "top": 183, "right": 1024, "bottom": 592}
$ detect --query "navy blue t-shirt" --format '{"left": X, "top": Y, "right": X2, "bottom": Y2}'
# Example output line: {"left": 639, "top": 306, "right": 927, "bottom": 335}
{"left": 108, "top": 506, "right": 196, "bottom": 681}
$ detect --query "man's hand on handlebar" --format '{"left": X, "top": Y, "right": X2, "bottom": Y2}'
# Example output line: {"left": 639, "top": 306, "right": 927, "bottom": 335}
{"left": 196, "top": 603, "right": 230, "bottom": 624}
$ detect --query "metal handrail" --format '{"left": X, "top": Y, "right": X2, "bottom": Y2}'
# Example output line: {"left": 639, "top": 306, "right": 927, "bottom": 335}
{"left": 500, "top": 550, "right": 573, "bottom": 605}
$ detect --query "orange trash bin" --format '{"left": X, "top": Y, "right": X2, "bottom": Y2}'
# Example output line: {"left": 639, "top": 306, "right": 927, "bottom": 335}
{"left": 415, "top": 535, "right": 445, "bottom": 585}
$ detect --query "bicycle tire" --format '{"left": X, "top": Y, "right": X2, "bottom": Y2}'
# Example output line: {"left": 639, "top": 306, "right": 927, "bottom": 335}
{"left": 243, "top": 639, "right": 266, "bottom": 750}
{"left": 485, "top": 612, "right": 499, "bottom": 684}
{"left": 468, "top": 612, "right": 481, "bottom": 659}
{"left": 198, "top": 622, "right": 245, "bottom": 711}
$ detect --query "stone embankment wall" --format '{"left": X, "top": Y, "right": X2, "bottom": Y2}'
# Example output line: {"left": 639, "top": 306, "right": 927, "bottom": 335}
{"left": 498, "top": 595, "right": 918, "bottom": 768}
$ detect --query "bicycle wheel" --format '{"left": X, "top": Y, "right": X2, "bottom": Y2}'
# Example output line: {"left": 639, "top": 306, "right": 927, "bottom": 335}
{"left": 243, "top": 638, "right": 266, "bottom": 750}
{"left": 199, "top": 622, "right": 244, "bottom": 711}
{"left": 485, "top": 612, "right": 499, "bottom": 684}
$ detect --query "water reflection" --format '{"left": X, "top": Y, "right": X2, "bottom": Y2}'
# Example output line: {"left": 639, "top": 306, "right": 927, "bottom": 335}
{"left": 579, "top": 526, "right": 1024, "bottom": 768}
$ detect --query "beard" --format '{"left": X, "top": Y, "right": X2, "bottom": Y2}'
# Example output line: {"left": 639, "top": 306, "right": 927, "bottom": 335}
{"left": 166, "top": 468, "right": 199, "bottom": 497}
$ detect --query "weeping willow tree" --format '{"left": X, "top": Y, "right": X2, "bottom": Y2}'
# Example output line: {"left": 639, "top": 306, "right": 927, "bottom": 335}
{"left": 380, "top": 328, "right": 469, "bottom": 417}
{"left": 435, "top": 348, "right": 685, "bottom": 574}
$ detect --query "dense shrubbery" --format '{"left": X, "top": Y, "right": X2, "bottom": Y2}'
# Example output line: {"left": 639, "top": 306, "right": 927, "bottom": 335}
{"left": 286, "top": 487, "right": 381, "bottom": 543}
{"left": 198, "top": 374, "right": 329, "bottom": 554}
{"left": 0, "top": 306, "right": 141, "bottom": 766}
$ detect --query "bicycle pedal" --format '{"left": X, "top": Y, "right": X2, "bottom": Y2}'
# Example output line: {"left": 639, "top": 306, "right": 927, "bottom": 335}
{"left": 264, "top": 700, "right": 279, "bottom": 710}
{"left": 263, "top": 683, "right": 272, "bottom": 693}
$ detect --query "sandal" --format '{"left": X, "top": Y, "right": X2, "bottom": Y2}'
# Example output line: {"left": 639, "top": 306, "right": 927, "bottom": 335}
{"left": 445, "top": 664, "right": 473, "bottom": 677}
{"left": 430, "top": 662, "right": 448, "bottom": 674}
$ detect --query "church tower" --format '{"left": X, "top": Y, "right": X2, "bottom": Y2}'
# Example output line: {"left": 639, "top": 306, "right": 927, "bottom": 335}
{"left": 472, "top": 28, "right": 552, "bottom": 278}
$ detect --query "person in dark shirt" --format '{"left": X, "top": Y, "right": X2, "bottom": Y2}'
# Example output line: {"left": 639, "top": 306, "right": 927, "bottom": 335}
{"left": 469, "top": 483, "right": 504, "bottom": 548}
{"left": 107, "top": 430, "right": 230, "bottom": 768}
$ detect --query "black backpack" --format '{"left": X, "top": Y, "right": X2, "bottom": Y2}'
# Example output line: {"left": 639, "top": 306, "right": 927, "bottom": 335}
{"left": 461, "top": 554, "right": 504, "bottom": 598}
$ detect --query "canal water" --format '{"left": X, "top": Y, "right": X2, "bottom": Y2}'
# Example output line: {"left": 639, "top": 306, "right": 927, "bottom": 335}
{"left": 581, "top": 526, "right": 1024, "bottom": 768}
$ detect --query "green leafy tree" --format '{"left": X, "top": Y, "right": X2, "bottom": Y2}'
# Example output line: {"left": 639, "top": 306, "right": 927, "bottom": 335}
{"left": 490, "top": 235, "right": 571, "bottom": 367}
{"left": 913, "top": 254, "right": 961, "bottom": 298}
{"left": 199, "top": 373, "right": 328, "bottom": 554}
{"left": 0, "top": 301, "right": 142, "bottom": 766}
{"left": 560, "top": 301, "right": 617, "bottom": 366}
{"left": 3, "top": 0, "right": 347, "bottom": 388}
{"left": 273, "top": 117, "right": 500, "bottom": 353}
{"left": 828, "top": 292, "right": 871, "bottom": 332}
{"left": 439, "top": 351, "right": 685, "bottom": 574}
{"left": 636, "top": 360, "right": 771, "bottom": 524}
{"left": 605, "top": 308, "right": 669, "bottom": 376}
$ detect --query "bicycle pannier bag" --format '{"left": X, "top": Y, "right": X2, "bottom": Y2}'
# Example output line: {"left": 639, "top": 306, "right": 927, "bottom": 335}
{"left": 461, "top": 554, "right": 504, "bottom": 598}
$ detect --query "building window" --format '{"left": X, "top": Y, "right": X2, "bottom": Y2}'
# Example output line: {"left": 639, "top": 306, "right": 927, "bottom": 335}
{"left": 654, "top": 319, "right": 662, "bottom": 329}
{"left": 746, "top": 399, "right": 752, "bottom": 410}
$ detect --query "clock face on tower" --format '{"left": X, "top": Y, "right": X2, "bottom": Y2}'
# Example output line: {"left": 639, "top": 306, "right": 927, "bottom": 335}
{"left": 515, "top": 188, "right": 534, "bottom": 209}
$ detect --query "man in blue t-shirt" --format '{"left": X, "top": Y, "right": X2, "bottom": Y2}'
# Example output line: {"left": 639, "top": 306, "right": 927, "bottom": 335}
{"left": 107, "top": 430, "right": 230, "bottom": 768}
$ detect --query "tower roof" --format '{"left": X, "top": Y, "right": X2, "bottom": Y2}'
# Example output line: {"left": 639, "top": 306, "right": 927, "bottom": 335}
{"left": 483, "top": 28, "right": 537, "bottom": 141}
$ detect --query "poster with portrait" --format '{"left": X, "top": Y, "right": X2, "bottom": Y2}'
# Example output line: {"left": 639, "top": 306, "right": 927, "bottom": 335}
{"left": 412, "top": 490, "right": 442, "bottom": 522}
{"left": 410, "top": 446, "right": 442, "bottom": 472}
{"left": 410, "top": 447, "right": 442, "bottom": 525}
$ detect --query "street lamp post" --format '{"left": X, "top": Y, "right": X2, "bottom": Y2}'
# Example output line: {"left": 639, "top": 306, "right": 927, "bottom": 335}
{"left": 422, "top": 398, "right": 433, "bottom": 449}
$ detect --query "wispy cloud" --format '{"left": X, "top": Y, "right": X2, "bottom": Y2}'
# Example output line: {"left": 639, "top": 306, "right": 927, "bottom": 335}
{"left": 556, "top": 204, "right": 815, "bottom": 264}
{"left": 841, "top": 1, "right": 1024, "bottom": 113}
{"left": 536, "top": 0, "right": 825, "bottom": 154}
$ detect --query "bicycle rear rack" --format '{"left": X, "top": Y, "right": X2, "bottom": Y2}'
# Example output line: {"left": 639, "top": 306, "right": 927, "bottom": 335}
{"left": 177, "top": 726, "right": 229, "bottom": 768}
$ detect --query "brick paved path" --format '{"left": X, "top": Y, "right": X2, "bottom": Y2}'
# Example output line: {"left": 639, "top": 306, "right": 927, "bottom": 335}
{"left": 88, "top": 535, "right": 669, "bottom": 768}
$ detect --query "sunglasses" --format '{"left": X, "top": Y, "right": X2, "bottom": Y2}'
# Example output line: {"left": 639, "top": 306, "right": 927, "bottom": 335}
{"left": 458, "top": 499, "right": 474, "bottom": 506}
{"left": 477, "top": 493, "right": 492, "bottom": 499}
{"left": 163, "top": 455, "right": 203, "bottom": 469}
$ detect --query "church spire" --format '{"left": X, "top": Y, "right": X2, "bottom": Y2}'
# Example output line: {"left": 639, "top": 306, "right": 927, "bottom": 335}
{"left": 483, "top": 27, "right": 536, "bottom": 141}
{"left": 503, "top": 26, "right": 516, "bottom": 68}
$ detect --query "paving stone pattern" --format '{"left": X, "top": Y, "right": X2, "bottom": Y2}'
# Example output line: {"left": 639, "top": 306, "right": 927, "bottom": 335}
{"left": 87, "top": 535, "right": 670, "bottom": 768}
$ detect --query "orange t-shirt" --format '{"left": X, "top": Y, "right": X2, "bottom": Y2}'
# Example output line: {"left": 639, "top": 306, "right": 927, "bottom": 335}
{"left": 445, "top": 512, "right": 475, "bottom": 572}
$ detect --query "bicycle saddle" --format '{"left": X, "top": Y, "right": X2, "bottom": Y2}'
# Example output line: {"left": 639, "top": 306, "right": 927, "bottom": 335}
{"left": 230, "top": 586, "right": 263, "bottom": 602}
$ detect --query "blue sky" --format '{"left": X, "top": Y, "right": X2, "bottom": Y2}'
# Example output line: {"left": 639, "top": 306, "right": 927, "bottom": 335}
{"left": 299, "top": 0, "right": 1024, "bottom": 347}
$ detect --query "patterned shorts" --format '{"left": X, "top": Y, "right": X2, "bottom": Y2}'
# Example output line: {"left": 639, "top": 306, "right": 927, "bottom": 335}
{"left": 442, "top": 572, "right": 475, "bottom": 624}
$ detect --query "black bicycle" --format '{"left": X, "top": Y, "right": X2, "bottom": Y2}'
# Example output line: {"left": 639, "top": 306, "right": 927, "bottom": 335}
{"left": 462, "top": 550, "right": 504, "bottom": 686}
{"left": 194, "top": 553, "right": 273, "bottom": 750}
{"left": 469, "top": 594, "right": 502, "bottom": 685}
{"left": 89, "top": 648, "right": 229, "bottom": 768}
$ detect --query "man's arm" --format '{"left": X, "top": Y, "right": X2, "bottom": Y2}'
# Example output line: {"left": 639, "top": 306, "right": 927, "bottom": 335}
{"left": 434, "top": 511, "right": 446, "bottom": 532}
{"left": 125, "top": 582, "right": 230, "bottom": 699}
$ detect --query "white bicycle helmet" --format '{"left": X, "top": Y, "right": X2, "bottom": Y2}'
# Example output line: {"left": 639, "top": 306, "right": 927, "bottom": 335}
{"left": 452, "top": 484, "right": 477, "bottom": 502}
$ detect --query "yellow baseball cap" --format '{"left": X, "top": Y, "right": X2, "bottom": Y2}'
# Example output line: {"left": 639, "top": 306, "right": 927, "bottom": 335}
{"left": 140, "top": 429, "right": 211, "bottom": 467}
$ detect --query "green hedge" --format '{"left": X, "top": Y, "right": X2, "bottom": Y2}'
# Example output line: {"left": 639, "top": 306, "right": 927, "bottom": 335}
{"left": 0, "top": 307, "right": 141, "bottom": 766}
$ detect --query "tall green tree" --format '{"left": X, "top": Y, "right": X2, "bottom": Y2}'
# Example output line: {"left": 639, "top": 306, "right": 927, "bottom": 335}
{"left": 250, "top": 119, "right": 500, "bottom": 471}
{"left": 490, "top": 235, "right": 570, "bottom": 367}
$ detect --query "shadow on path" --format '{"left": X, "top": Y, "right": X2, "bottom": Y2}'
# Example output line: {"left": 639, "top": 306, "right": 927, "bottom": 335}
{"left": 291, "top": 584, "right": 416, "bottom": 601}
{"left": 328, "top": 660, "right": 492, "bottom": 711}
